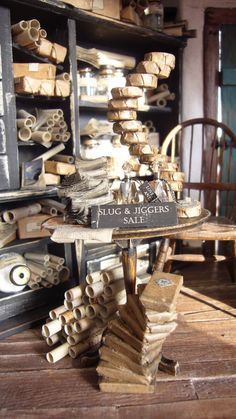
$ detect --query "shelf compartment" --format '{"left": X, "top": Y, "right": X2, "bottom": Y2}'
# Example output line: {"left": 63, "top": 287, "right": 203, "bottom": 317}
{"left": 16, "top": 94, "right": 68, "bottom": 102}
{"left": 13, "top": 42, "right": 64, "bottom": 71}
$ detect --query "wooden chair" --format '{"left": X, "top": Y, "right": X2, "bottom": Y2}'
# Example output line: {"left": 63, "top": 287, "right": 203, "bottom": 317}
{"left": 156, "top": 117, "right": 236, "bottom": 279}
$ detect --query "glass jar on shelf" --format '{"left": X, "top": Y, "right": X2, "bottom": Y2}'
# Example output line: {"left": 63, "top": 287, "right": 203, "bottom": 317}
{"left": 78, "top": 67, "right": 97, "bottom": 97}
{"left": 96, "top": 65, "right": 115, "bottom": 99}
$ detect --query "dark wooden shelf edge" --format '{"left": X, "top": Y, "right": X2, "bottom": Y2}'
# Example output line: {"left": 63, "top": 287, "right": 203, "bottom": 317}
{"left": 0, "top": 187, "right": 58, "bottom": 203}
{"left": 0, "top": 237, "right": 51, "bottom": 255}
{"left": 12, "top": 42, "right": 64, "bottom": 71}
{"left": 16, "top": 94, "right": 68, "bottom": 102}
{"left": 4, "top": 0, "right": 186, "bottom": 48}
{"left": 0, "top": 304, "right": 51, "bottom": 340}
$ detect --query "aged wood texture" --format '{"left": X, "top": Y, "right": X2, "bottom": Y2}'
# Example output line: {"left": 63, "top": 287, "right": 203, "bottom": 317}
{"left": 0, "top": 263, "right": 236, "bottom": 417}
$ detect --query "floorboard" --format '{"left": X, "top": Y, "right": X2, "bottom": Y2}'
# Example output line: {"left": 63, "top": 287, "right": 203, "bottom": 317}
{"left": 0, "top": 263, "right": 236, "bottom": 418}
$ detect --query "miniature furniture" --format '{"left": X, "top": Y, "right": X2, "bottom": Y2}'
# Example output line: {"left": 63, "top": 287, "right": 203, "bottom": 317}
{"left": 160, "top": 117, "right": 236, "bottom": 279}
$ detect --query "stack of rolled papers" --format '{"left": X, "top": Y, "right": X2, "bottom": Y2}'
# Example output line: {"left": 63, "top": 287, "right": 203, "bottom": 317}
{"left": 17, "top": 108, "right": 71, "bottom": 147}
{"left": 12, "top": 19, "right": 67, "bottom": 64}
{"left": 42, "top": 260, "right": 149, "bottom": 363}
{"left": 97, "top": 271, "right": 183, "bottom": 394}
{"left": 24, "top": 252, "right": 70, "bottom": 289}
{"left": 108, "top": 51, "right": 176, "bottom": 167}
{"left": 57, "top": 172, "right": 113, "bottom": 225}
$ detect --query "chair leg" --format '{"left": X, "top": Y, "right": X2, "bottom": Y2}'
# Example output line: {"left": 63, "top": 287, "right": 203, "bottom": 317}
{"left": 163, "top": 239, "right": 176, "bottom": 273}
{"left": 153, "top": 238, "right": 170, "bottom": 272}
{"left": 224, "top": 240, "right": 236, "bottom": 283}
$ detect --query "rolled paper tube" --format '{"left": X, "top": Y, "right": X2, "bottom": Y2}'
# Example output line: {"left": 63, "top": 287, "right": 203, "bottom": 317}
{"left": 108, "top": 99, "right": 138, "bottom": 110}
{"left": 36, "top": 39, "right": 52, "bottom": 58}
{"left": 156, "top": 98, "right": 167, "bottom": 108}
{"left": 69, "top": 341, "right": 90, "bottom": 359}
{"left": 29, "top": 272, "right": 41, "bottom": 283}
{"left": 40, "top": 109, "right": 64, "bottom": 117}
{"left": 64, "top": 297, "right": 82, "bottom": 311}
{"left": 17, "top": 110, "right": 36, "bottom": 125}
{"left": 111, "top": 86, "right": 143, "bottom": 99}
{"left": 48, "top": 262, "right": 62, "bottom": 272}
{"left": 33, "top": 143, "right": 65, "bottom": 162}
{"left": 42, "top": 318, "right": 62, "bottom": 337}
{"left": 28, "top": 19, "right": 41, "bottom": 30}
{"left": 53, "top": 277, "right": 60, "bottom": 285}
{"left": 82, "top": 295, "right": 89, "bottom": 305}
{"left": 46, "top": 267, "right": 53, "bottom": 276}
{"left": 41, "top": 206, "right": 58, "bottom": 216}
{"left": 17, "top": 118, "right": 33, "bottom": 128}
{"left": 11, "top": 20, "right": 29, "bottom": 35}
{"left": 26, "top": 261, "right": 47, "bottom": 278}
{"left": 73, "top": 305, "right": 86, "bottom": 320}
{"left": 100, "top": 301, "right": 118, "bottom": 318}
{"left": 126, "top": 73, "right": 157, "bottom": 89}
{"left": 61, "top": 133, "right": 71, "bottom": 142}
{"left": 147, "top": 89, "right": 171, "bottom": 104}
{"left": 51, "top": 42, "right": 67, "bottom": 64}
{"left": 85, "top": 304, "right": 102, "bottom": 319}
{"left": 51, "top": 133, "right": 61, "bottom": 141}
{"left": 40, "top": 279, "right": 53, "bottom": 288}
{"left": 67, "top": 330, "right": 90, "bottom": 346}
{"left": 101, "top": 265, "right": 124, "bottom": 284}
{"left": 13, "top": 28, "right": 39, "bottom": 47}
{"left": 51, "top": 127, "right": 64, "bottom": 134}
{"left": 39, "top": 28, "right": 47, "bottom": 38}
{"left": 31, "top": 131, "right": 52, "bottom": 143}
{"left": 26, "top": 41, "right": 41, "bottom": 50}
{"left": 113, "top": 120, "right": 143, "bottom": 134}
{"left": 104, "top": 279, "right": 125, "bottom": 297}
{"left": 46, "top": 118, "right": 55, "bottom": 127}
{"left": 28, "top": 281, "right": 40, "bottom": 289}
{"left": 24, "top": 252, "right": 50, "bottom": 263}
{"left": 49, "top": 305, "right": 66, "bottom": 320}
{"left": 85, "top": 281, "right": 104, "bottom": 298}
{"left": 120, "top": 132, "right": 148, "bottom": 145}
{"left": 59, "top": 310, "right": 74, "bottom": 326}
{"left": 18, "top": 127, "right": 32, "bottom": 141}
{"left": 64, "top": 323, "right": 75, "bottom": 336}
{"left": 49, "top": 254, "right": 65, "bottom": 265}
{"left": 89, "top": 297, "right": 98, "bottom": 304}
{"left": 95, "top": 317, "right": 104, "bottom": 328}
{"left": 58, "top": 266, "right": 70, "bottom": 282}
{"left": 39, "top": 199, "right": 66, "bottom": 213}
{"left": 46, "top": 342, "right": 69, "bottom": 363}
{"left": 53, "top": 154, "right": 74, "bottom": 164}
{"left": 144, "top": 52, "right": 176, "bottom": 69}
{"left": 107, "top": 110, "right": 137, "bottom": 121}
{"left": 45, "top": 275, "right": 57, "bottom": 285}
{"left": 97, "top": 294, "right": 114, "bottom": 304}
{"left": 74, "top": 318, "right": 94, "bottom": 333}
{"left": 65, "top": 284, "right": 85, "bottom": 301}
{"left": 58, "top": 120, "right": 67, "bottom": 128}
{"left": 46, "top": 333, "right": 61, "bottom": 346}
{"left": 166, "top": 92, "right": 175, "bottom": 101}
{"left": 157, "top": 83, "right": 169, "bottom": 92}
{"left": 136, "top": 61, "right": 160, "bottom": 75}
{"left": 86, "top": 271, "right": 102, "bottom": 284}
{"left": 3, "top": 203, "right": 41, "bottom": 224}
{"left": 56, "top": 72, "right": 70, "bottom": 81}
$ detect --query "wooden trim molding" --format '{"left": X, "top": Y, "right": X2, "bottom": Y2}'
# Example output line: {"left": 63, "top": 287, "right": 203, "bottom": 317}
{"left": 204, "top": 8, "right": 236, "bottom": 119}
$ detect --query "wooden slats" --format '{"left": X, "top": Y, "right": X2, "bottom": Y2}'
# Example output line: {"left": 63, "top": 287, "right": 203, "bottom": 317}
{"left": 0, "top": 264, "right": 236, "bottom": 417}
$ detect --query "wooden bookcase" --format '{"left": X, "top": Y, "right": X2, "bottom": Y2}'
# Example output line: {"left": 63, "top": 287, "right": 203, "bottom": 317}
{"left": 0, "top": 0, "right": 186, "bottom": 338}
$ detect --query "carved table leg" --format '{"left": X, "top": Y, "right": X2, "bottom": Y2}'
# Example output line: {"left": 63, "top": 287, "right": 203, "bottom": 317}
{"left": 121, "top": 240, "right": 137, "bottom": 294}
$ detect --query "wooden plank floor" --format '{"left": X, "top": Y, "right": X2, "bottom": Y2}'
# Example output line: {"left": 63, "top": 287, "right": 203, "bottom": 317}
{"left": 1, "top": 263, "right": 236, "bottom": 418}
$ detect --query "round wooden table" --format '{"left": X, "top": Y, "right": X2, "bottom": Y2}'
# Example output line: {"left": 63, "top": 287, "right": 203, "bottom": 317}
{"left": 112, "top": 209, "right": 210, "bottom": 294}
